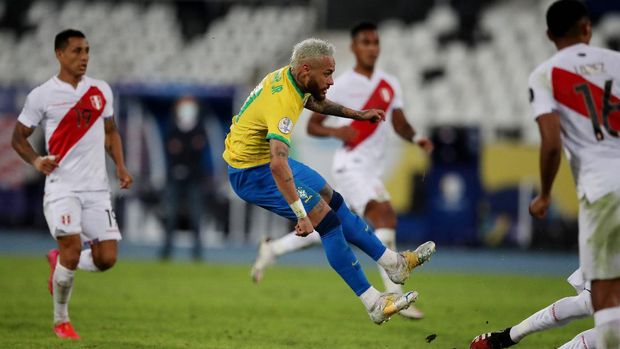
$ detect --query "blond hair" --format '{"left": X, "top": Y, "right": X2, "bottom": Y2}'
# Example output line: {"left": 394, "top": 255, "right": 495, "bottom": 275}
{"left": 290, "top": 38, "right": 334, "bottom": 68}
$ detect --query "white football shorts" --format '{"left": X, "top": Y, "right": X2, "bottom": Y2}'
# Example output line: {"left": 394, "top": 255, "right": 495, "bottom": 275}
{"left": 43, "top": 191, "right": 121, "bottom": 244}
{"left": 579, "top": 190, "right": 620, "bottom": 281}
{"left": 331, "top": 168, "right": 390, "bottom": 216}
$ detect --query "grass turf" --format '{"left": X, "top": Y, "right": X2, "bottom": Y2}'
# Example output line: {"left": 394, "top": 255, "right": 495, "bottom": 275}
{"left": 0, "top": 255, "right": 592, "bottom": 349}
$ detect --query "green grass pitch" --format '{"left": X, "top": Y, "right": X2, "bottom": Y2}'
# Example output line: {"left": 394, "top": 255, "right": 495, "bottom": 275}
{"left": 0, "top": 255, "right": 592, "bottom": 349}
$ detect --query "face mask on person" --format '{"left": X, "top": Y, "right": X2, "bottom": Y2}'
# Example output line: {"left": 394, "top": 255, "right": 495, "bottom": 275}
{"left": 175, "top": 100, "right": 199, "bottom": 132}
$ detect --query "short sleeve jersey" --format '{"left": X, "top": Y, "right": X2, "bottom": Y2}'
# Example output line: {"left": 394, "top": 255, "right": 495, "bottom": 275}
{"left": 528, "top": 43, "right": 620, "bottom": 202}
{"left": 17, "top": 75, "right": 114, "bottom": 202}
{"left": 323, "top": 69, "right": 404, "bottom": 174}
{"left": 223, "top": 66, "right": 310, "bottom": 169}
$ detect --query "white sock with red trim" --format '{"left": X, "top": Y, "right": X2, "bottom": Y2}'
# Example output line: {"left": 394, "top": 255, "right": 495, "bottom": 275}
{"left": 510, "top": 291, "right": 592, "bottom": 342}
{"left": 558, "top": 328, "right": 597, "bottom": 349}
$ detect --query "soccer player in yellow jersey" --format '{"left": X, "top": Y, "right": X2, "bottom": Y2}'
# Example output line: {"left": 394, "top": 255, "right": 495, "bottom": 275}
{"left": 223, "top": 38, "right": 436, "bottom": 324}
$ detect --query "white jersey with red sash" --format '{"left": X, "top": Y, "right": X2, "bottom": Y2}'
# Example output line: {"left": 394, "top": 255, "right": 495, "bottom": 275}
{"left": 326, "top": 69, "right": 403, "bottom": 177}
{"left": 529, "top": 43, "right": 620, "bottom": 202}
{"left": 17, "top": 75, "right": 114, "bottom": 202}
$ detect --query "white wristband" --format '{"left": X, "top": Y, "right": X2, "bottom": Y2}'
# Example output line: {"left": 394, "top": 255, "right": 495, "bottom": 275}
{"left": 290, "top": 199, "right": 307, "bottom": 219}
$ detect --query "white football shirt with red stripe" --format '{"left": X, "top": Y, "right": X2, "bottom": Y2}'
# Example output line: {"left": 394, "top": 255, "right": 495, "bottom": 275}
{"left": 325, "top": 69, "right": 403, "bottom": 176}
{"left": 529, "top": 43, "right": 620, "bottom": 202}
{"left": 18, "top": 75, "right": 114, "bottom": 202}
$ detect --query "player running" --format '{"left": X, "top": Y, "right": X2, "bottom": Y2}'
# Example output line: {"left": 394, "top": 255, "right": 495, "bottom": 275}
{"left": 250, "top": 22, "right": 433, "bottom": 319}
{"left": 471, "top": 1, "right": 620, "bottom": 348}
{"left": 11, "top": 29, "right": 133, "bottom": 339}
{"left": 223, "top": 38, "right": 435, "bottom": 325}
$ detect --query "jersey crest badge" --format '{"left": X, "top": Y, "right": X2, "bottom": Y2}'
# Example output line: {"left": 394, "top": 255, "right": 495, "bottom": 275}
{"left": 60, "top": 214, "right": 71, "bottom": 225}
{"left": 90, "top": 95, "right": 103, "bottom": 111}
{"left": 278, "top": 117, "right": 293, "bottom": 134}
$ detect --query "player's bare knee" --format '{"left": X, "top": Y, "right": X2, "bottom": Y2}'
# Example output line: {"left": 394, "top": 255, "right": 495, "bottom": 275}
{"left": 58, "top": 242, "right": 82, "bottom": 268}
{"left": 94, "top": 253, "right": 117, "bottom": 271}
{"left": 365, "top": 202, "right": 396, "bottom": 229}
{"left": 591, "top": 279, "right": 620, "bottom": 310}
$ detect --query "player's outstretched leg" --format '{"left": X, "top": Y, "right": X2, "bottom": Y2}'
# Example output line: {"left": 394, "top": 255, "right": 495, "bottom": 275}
{"left": 375, "top": 228, "right": 424, "bottom": 319}
{"left": 557, "top": 328, "right": 597, "bottom": 349}
{"left": 315, "top": 207, "right": 417, "bottom": 324}
{"left": 470, "top": 290, "right": 593, "bottom": 348}
{"left": 251, "top": 232, "right": 321, "bottom": 283}
{"left": 327, "top": 191, "right": 435, "bottom": 285}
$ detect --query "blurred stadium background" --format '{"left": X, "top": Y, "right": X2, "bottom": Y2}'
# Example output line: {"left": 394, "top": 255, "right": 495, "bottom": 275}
{"left": 1, "top": 0, "right": 619, "bottom": 348}
{"left": 1, "top": 0, "right": 618, "bottom": 255}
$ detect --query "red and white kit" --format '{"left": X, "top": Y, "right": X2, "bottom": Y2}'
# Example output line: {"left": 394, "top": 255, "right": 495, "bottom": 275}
{"left": 529, "top": 43, "right": 620, "bottom": 280}
{"left": 18, "top": 76, "right": 121, "bottom": 242}
{"left": 325, "top": 69, "right": 404, "bottom": 214}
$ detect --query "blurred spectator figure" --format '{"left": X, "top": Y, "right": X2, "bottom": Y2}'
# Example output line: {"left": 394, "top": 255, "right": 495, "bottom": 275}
{"left": 160, "top": 96, "right": 208, "bottom": 261}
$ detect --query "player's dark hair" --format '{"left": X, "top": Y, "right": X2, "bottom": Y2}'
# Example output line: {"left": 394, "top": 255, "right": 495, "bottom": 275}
{"left": 351, "top": 22, "right": 377, "bottom": 39}
{"left": 546, "top": 0, "right": 590, "bottom": 38}
{"left": 54, "top": 29, "right": 86, "bottom": 50}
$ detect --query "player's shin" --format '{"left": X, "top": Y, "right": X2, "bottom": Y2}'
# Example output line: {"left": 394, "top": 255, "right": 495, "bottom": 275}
{"left": 53, "top": 263, "right": 75, "bottom": 324}
{"left": 315, "top": 210, "right": 372, "bottom": 297}
{"left": 328, "top": 191, "right": 387, "bottom": 261}
{"left": 510, "top": 291, "right": 593, "bottom": 342}
{"left": 594, "top": 306, "right": 620, "bottom": 349}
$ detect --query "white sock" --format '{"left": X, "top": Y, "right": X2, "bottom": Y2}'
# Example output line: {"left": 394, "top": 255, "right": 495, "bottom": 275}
{"left": 77, "top": 249, "right": 101, "bottom": 272}
{"left": 374, "top": 228, "right": 402, "bottom": 293}
{"left": 594, "top": 305, "right": 620, "bottom": 349}
{"left": 557, "top": 328, "right": 597, "bottom": 349}
{"left": 376, "top": 248, "right": 399, "bottom": 270}
{"left": 53, "top": 262, "right": 75, "bottom": 324}
{"left": 359, "top": 286, "right": 381, "bottom": 311}
{"left": 510, "top": 291, "right": 592, "bottom": 342}
{"left": 270, "top": 231, "right": 321, "bottom": 256}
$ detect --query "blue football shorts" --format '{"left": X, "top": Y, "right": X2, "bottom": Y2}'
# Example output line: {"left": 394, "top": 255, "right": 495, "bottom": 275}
{"left": 228, "top": 158, "right": 326, "bottom": 220}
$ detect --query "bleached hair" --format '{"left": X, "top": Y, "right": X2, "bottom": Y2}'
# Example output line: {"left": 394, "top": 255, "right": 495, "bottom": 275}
{"left": 290, "top": 38, "right": 334, "bottom": 68}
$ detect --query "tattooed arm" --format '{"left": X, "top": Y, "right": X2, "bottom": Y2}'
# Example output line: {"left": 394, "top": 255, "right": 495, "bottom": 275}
{"left": 305, "top": 96, "right": 385, "bottom": 122}
{"left": 269, "top": 139, "right": 299, "bottom": 204}
{"left": 269, "top": 138, "right": 314, "bottom": 235}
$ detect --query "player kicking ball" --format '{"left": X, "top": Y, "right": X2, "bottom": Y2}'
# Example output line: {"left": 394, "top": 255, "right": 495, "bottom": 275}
{"left": 223, "top": 38, "right": 435, "bottom": 324}
{"left": 472, "top": 1, "right": 620, "bottom": 348}
{"left": 12, "top": 29, "right": 133, "bottom": 339}
{"left": 251, "top": 22, "right": 434, "bottom": 320}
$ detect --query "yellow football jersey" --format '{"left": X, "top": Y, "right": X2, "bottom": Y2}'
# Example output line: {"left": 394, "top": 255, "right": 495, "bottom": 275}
{"left": 223, "top": 66, "right": 310, "bottom": 169}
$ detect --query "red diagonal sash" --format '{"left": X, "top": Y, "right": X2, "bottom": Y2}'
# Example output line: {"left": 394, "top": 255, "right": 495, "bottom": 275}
{"left": 552, "top": 67, "right": 620, "bottom": 130}
{"left": 345, "top": 79, "right": 394, "bottom": 150}
{"left": 48, "top": 86, "right": 106, "bottom": 163}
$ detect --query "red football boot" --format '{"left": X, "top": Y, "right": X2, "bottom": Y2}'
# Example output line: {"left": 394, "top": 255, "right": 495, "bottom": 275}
{"left": 53, "top": 322, "right": 80, "bottom": 340}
